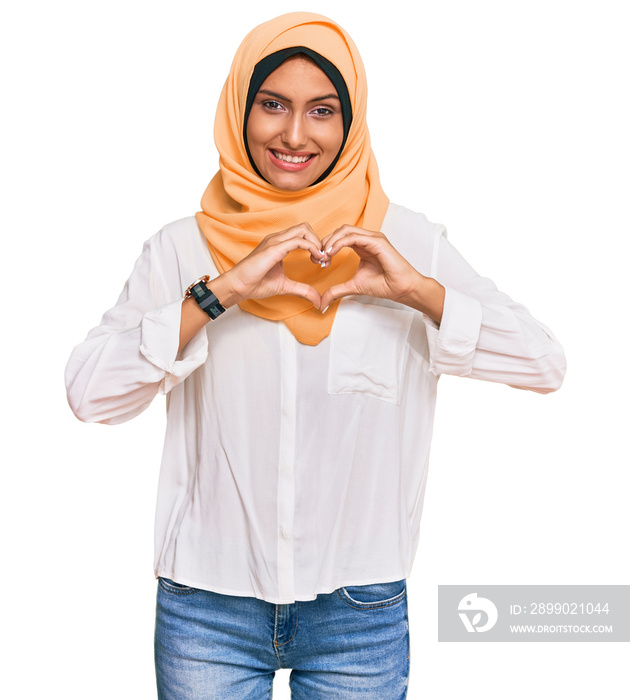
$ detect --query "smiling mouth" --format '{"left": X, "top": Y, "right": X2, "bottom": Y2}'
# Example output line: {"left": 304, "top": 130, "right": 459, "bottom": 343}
{"left": 269, "top": 149, "right": 315, "bottom": 166}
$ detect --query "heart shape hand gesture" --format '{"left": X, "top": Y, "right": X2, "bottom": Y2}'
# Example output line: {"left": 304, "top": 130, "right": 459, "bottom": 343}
{"left": 220, "top": 222, "right": 440, "bottom": 314}
{"left": 180, "top": 222, "right": 444, "bottom": 351}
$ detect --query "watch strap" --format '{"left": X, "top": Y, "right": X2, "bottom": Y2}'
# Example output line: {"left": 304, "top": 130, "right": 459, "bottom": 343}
{"left": 185, "top": 277, "right": 226, "bottom": 320}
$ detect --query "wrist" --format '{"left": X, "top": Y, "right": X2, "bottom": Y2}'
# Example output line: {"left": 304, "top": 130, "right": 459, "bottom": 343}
{"left": 206, "top": 271, "right": 241, "bottom": 309}
{"left": 400, "top": 273, "right": 445, "bottom": 325}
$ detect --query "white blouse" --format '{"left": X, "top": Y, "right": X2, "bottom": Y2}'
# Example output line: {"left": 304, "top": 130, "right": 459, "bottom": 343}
{"left": 65, "top": 203, "right": 566, "bottom": 604}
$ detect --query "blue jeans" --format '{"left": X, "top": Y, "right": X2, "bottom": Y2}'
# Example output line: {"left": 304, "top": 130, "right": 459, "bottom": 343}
{"left": 155, "top": 578, "right": 410, "bottom": 699}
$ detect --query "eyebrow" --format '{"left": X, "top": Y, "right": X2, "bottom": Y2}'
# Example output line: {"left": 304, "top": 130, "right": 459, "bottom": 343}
{"left": 257, "top": 89, "right": 340, "bottom": 103}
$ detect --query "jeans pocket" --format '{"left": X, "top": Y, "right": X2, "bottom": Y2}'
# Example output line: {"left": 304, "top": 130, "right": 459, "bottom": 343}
{"left": 337, "top": 580, "right": 407, "bottom": 610}
{"left": 158, "top": 577, "right": 199, "bottom": 595}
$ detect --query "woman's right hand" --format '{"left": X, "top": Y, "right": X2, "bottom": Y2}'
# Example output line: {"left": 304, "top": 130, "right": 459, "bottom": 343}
{"left": 219, "top": 222, "right": 324, "bottom": 309}
{"left": 179, "top": 223, "right": 324, "bottom": 351}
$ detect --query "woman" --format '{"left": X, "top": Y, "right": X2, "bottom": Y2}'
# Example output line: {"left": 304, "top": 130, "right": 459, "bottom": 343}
{"left": 65, "top": 12, "right": 566, "bottom": 699}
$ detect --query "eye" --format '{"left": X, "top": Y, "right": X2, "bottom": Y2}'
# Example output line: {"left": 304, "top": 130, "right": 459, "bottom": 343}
{"left": 311, "top": 106, "right": 334, "bottom": 117}
{"left": 262, "top": 100, "right": 285, "bottom": 111}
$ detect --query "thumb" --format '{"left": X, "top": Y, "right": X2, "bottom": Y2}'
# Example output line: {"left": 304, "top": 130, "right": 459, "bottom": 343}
{"left": 284, "top": 279, "right": 322, "bottom": 309}
{"left": 320, "top": 281, "right": 355, "bottom": 310}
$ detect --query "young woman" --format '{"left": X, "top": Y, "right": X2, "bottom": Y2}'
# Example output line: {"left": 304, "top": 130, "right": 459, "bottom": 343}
{"left": 66, "top": 12, "right": 566, "bottom": 699}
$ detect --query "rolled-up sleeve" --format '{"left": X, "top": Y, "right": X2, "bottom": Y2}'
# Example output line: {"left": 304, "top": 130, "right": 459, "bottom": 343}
{"left": 140, "top": 300, "right": 208, "bottom": 395}
{"left": 424, "top": 288, "right": 483, "bottom": 377}
{"left": 422, "top": 229, "right": 566, "bottom": 394}
{"left": 65, "top": 227, "right": 209, "bottom": 424}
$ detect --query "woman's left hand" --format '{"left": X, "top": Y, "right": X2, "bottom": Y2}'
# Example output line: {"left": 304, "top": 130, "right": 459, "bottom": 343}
{"left": 320, "top": 225, "right": 445, "bottom": 324}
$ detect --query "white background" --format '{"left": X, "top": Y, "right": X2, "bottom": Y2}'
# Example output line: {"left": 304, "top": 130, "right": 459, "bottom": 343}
{"left": 2, "top": 0, "right": 628, "bottom": 697}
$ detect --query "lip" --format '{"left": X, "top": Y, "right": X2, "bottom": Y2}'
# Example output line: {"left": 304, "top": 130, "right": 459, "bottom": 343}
{"left": 268, "top": 148, "right": 317, "bottom": 172}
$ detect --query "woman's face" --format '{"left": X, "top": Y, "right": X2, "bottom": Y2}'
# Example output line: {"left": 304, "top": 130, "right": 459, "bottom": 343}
{"left": 246, "top": 56, "right": 344, "bottom": 191}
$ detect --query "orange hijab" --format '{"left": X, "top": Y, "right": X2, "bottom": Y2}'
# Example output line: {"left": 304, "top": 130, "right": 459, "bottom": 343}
{"left": 195, "top": 12, "right": 389, "bottom": 345}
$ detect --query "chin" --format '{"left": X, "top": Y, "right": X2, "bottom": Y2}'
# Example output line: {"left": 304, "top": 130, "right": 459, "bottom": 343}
{"left": 265, "top": 173, "right": 315, "bottom": 191}
{"left": 275, "top": 179, "right": 309, "bottom": 191}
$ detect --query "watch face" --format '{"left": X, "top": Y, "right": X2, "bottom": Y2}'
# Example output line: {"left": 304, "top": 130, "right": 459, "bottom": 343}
{"left": 185, "top": 275, "right": 209, "bottom": 298}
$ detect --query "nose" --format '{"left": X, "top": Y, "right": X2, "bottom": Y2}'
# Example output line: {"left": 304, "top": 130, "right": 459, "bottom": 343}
{"left": 281, "top": 113, "right": 308, "bottom": 150}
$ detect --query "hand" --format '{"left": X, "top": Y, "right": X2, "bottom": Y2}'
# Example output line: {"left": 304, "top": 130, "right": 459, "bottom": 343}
{"left": 319, "top": 225, "right": 445, "bottom": 323}
{"left": 220, "top": 223, "right": 325, "bottom": 309}
{"left": 179, "top": 223, "right": 325, "bottom": 351}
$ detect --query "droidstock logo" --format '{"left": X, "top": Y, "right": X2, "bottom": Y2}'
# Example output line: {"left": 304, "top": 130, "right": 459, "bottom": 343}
{"left": 458, "top": 593, "right": 498, "bottom": 632}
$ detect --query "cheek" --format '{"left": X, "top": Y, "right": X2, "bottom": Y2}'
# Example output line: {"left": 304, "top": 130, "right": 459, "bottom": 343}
{"left": 246, "top": 115, "right": 271, "bottom": 155}
{"left": 321, "top": 123, "right": 344, "bottom": 159}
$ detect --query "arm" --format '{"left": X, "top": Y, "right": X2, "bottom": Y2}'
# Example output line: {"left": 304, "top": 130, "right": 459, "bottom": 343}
{"left": 320, "top": 225, "right": 446, "bottom": 324}
{"left": 177, "top": 223, "right": 323, "bottom": 352}
{"left": 65, "top": 230, "right": 208, "bottom": 424}
{"left": 319, "top": 224, "right": 566, "bottom": 394}
{"left": 66, "top": 223, "right": 325, "bottom": 424}
{"left": 424, "top": 231, "right": 566, "bottom": 393}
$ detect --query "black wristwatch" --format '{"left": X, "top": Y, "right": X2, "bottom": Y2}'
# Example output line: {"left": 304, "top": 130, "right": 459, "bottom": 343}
{"left": 184, "top": 275, "right": 226, "bottom": 320}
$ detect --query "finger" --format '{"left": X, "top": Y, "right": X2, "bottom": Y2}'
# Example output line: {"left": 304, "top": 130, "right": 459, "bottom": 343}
{"left": 272, "top": 222, "right": 322, "bottom": 250}
{"left": 290, "top": 225, "right": 326, "bottom": 265}
{"left": 321, "top": 226, "right": 384, "bottom": 257}
{"left": 325, "top": 232, "right": 386, "bottom": 259}
{"left": 268, "top": 234, "right": 324, "bottom": 263}
{"left": 321, "top": 224, "right": 377, "bottom": 252}
{"left": 320, "top": 225, "right": 352, "bottom": 254}
{"left": 282, "top": 279, "right": 322, "bottom": 308}
{"left": 311, "top": 252, "right": 327, "bottom": 267}
{"left": 320, "top": 280, "right": 356, "bottom": 310}
{"left": 230, "top": 237, "right": 322, "bottom": 299}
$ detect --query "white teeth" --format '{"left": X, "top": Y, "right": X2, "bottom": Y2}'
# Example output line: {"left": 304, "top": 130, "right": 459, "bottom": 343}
{"left": 272, "top": 150, "right": 311, "bottom": 163}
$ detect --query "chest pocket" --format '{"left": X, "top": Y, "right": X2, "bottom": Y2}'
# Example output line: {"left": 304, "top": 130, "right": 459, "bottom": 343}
{"left": 327, "top": 299, "right": 414, "bottom": 404}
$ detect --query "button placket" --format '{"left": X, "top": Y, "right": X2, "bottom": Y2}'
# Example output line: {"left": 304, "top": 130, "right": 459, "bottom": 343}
{"left": 276, "top": 325, "right": 297, "bottom": 602}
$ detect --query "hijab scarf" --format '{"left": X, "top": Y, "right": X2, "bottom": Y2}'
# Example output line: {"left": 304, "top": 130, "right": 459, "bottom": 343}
{"left": 195, "top": 12, "right": 389, "bottom": 345}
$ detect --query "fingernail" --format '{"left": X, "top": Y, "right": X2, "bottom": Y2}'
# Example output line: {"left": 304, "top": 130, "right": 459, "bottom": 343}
{"left": 326, "top": 247, "right": 333, "bottom": 253}
{"left": 320, "top": 260, "right": 326, "bottom": 268}
{"left": 321, "top": 305, "right": 329, "bottom": 314}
